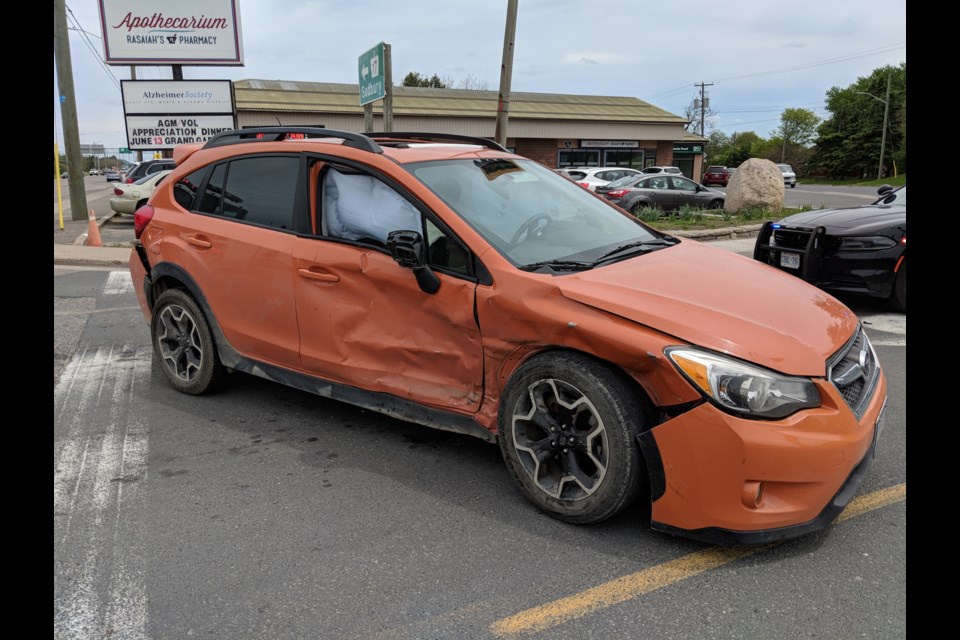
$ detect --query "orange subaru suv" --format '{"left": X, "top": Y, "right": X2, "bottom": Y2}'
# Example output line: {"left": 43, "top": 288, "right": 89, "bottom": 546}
{"left": 129, "top": 128, "right": 887, "bottom": 544}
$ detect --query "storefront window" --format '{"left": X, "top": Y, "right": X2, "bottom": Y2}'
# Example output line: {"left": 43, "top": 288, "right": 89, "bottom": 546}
{"left": 557, "top": 150, "right": 600, "bottom": 168}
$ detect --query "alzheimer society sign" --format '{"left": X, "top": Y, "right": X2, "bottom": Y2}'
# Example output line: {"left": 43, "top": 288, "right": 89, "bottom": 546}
{"left": 98, "top": 0, "right": 244, "bottom": 65}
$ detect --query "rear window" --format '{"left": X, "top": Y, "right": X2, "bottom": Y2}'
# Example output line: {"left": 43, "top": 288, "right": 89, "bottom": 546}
{"left": 707, "top": 166, "right": 725, "bottom": 172}
{"left": 564, "top": 171, "right": 587, "bottom": 180}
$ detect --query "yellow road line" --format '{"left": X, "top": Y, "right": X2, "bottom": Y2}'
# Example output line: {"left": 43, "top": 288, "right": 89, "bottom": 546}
{"left": 490, "top": 483, "right": 906, "bottom": 637}
{"left": 833, "top": 482, "right": 905, "bottom": 524}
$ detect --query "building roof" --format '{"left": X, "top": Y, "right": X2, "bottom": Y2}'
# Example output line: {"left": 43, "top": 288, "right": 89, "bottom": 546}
{"left": 234, "top": 79, "right": 687, "bottom": 124}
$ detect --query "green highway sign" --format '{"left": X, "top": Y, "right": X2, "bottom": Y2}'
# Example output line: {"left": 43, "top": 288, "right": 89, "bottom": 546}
{"left": 358, "top": 42, "right": 385, "bottom": 106}
{"left": 120, "top": 147, "right": 131, "bottom": 153}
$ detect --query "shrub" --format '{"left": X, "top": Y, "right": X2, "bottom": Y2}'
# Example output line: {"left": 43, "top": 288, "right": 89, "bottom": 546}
{"left": 634, "top": 205, "right": 664, "bottom": 222}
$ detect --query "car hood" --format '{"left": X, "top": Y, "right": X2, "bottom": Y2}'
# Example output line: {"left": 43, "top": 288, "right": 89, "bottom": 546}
{"left": 777, "top": 204, "right": 905, "bottom": 234}
{"left": 557, "top": 240, "right": 858, "bottom": 376}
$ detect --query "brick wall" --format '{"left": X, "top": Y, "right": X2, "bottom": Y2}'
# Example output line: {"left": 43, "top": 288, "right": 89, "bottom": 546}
{"left": 656, "top": 141, "right": 674, "bottom": 166}
{"left": 512, "top": 139, "right": 560, "bottom": 167}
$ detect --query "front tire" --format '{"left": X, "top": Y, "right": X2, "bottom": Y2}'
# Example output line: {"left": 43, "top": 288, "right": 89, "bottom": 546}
{"left": 498, "top": 351, "right": 648, "bottom": 524}
{"left": 151, "top": 289, "right": 224, "bottom": 395}
{"left": 707, "top": 199, "right": 723, "bottom": 210}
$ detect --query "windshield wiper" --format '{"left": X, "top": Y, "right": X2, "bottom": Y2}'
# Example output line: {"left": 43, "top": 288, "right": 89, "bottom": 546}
{"left": 519, "top": 259, "right": 596, "bottom": 273}
{"left": 592, "top": 238, "right": 677, "bottom": 265}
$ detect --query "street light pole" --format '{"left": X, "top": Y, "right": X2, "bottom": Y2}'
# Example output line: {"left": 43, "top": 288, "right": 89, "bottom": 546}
{"left": 855, "top": 74, "right": 891, "bottom": 181}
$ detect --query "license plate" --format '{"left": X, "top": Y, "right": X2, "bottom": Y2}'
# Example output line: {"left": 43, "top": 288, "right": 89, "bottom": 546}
{"left": 780, "top": 252, "right": 800, "bottom": 269}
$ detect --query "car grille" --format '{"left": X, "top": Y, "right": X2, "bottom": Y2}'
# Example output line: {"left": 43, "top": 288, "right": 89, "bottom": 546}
{"left": 827, "top": 326, "right": 880, "bottom": 420}
{"left": 772, "top": 227, "right": 812, "bottom": 251}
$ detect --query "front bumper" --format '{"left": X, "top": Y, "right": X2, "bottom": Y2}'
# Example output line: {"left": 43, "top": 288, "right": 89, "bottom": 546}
{"left": 641, "top": 371, "right": 887, "bottom": 545}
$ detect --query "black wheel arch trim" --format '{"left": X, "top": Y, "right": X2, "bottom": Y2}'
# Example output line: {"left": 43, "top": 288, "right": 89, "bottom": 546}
{"left": 146, "top": 261, "right": 243, "bottom": 369}
{"left": 636, "top": 431, "right": 666, "bottom": 502}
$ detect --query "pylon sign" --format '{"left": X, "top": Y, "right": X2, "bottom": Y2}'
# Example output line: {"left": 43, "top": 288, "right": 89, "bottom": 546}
{"left": 358, "top": 43, "right": 385, "bottom": 106}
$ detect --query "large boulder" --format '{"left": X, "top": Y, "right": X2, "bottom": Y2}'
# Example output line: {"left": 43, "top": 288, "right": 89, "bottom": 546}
{"left": 724, "top": 158, "right": 784, "bottom": 213}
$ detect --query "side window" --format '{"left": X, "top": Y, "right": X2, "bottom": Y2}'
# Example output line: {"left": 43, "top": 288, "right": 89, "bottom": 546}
{"left": 425, "top": 217, "right": 469, "bottom": 275}
{"left": 221, "top": 156, "right": 300, "bottom": 230}
{"left": 321, "top": 167, "right": 421, "bottom": 245}
{"left": 197, "top": 164, "right": 226, "bottom": 216}
{"left": 670, "top": 177, "right": 697, "bottom": 192}
{"left": 173, "top": 168, "right": 207, "bottom": 210}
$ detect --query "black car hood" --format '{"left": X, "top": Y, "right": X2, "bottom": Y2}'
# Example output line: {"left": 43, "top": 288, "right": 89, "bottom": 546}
{"left": 778, "top": 204, "right": 905, "bottom": 234}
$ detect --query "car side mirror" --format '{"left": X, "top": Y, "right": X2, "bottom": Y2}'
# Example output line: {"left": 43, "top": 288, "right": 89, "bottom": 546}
{"left": 877, "top": 184, "right": 893, "bottom": 196}
{"left": 387, "top": 230, "right": 440, "bottom": 294}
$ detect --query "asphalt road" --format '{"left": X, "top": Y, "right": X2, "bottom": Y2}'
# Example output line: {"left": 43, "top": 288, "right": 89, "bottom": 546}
{"left": 53, "top": 255, "right": 906, "bottom": 639}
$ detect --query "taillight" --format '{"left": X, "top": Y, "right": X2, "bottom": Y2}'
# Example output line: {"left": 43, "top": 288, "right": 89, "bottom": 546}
{"left": 606, "top": 189, "right": 629, "bottom": 197}
{"left": 125, "top": 177, "right": 135, "bottom": 183}
{"left": 114, "top": 188, "right": 124, "bottom": 196}
{"left": 578, "top": 182, "right": 590, "bottom": 189}
{"left": 133, "top": 204, "right": 154, "bottom": 239}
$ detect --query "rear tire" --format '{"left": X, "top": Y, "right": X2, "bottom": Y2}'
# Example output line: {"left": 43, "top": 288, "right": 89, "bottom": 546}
{"left": 497, "top": 351, "right": 648, "bottom": 524}
{"left": 151, "top": 289, "right": 224, "bottom": 395}
{"left": 890, "top": 259, "right": 906, "bottom": 312}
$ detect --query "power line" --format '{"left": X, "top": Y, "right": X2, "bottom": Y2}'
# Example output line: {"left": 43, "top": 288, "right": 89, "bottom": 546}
{"left": 65, "top": 4, "right": 120, "bottom": 90}
{"left": 646, "top": 42, "right": 905, "bottom": 101}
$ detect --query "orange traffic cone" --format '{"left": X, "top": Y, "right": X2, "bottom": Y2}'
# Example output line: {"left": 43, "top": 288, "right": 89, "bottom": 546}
{"left": 85, "top": 209, "right": 102, "bottom": 247}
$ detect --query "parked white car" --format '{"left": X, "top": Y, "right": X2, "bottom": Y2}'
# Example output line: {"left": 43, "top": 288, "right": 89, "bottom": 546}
{"left": 557, "top": 167, "right": 643, "bottom": 192}
{"left": 778, "top": 163, "right": 797, "bottom": 188}
{"left": 640, "top": 166, "right": 682, "bottom": 175}
{"left": 109, "top": 170, "right": 171, "bottom": 215}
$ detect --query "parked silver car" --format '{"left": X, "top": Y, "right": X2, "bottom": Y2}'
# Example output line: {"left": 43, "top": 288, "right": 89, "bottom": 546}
{"left": 596, "top": 174, "right": 724, "bottom": 214}
{"left": 557, "top": 166, "right": 644, "bottom": 191}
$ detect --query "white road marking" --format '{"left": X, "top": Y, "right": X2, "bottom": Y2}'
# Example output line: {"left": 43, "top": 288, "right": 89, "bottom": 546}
{"left": 54, "top": 346, "right": 152, "bottom": 639}
{"left": 103, "top": 271, "right": 133, "bottom": 296}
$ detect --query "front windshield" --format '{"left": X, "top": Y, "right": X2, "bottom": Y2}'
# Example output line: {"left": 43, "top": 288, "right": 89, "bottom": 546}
{"left": 407, "top": 158, "right": 667, "bottom": 268}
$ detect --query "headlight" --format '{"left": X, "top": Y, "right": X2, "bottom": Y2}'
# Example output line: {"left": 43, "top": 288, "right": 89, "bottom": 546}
{"left": 665, "top": 347, "right": 820, "bottom": 419}
{"left": 839, "top": 236, "right": 897, "bottom": 250}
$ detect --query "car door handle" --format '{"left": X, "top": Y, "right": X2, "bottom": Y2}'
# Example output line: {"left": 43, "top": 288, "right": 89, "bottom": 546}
{"left": 186, "top": 235, "right": 212, "bottom": 249}
{"left": 298, "top": 268, "right": 340, "bottom": 283}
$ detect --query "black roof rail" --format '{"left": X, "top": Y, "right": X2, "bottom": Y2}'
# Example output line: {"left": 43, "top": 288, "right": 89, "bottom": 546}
{"left": 365, "top": 132, "right": 508, "bottom": 153}
{"left": 202, "top": 127, "right": 383, "bottom": 153}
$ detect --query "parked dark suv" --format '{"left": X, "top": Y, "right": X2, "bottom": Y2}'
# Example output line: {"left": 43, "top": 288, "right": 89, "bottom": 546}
{"left": 124, "top": 159, "right": 176, "bottom": 184}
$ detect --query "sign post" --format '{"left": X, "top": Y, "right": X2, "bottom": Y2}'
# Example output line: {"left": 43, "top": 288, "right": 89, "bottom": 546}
{"left": 358, "top": 42, "right": 392, "bottom": 132}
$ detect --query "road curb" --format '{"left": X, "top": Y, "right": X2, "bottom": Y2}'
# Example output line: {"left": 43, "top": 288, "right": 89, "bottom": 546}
{"left": 670, "top": 224, "right": 764, "bottom": 241}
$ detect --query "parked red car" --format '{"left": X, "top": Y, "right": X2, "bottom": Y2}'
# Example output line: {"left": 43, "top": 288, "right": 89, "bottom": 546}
{"left": 702, "top": 165, "right": 730, "bottom": 187}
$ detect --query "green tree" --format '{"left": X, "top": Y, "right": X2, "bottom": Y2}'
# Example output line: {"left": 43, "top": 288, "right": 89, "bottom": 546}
{"left": 777, "top": 108, "right": 820, "bottom": 163}
{"left": 401, "top": 72, "right": 447, "bottom": 88}
{"left": 810, "top": 63, "right": 906, "bottom": 178}
{"left": 726, "top": 131, "right": 762, "bottom": 167}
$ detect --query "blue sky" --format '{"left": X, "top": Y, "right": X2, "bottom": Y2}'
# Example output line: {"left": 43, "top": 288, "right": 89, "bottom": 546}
{"left": 56, "top": 0, "right": 907, "bottom": 150}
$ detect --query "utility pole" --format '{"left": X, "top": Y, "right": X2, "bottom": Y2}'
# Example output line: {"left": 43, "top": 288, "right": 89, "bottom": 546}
{"left": 383, "top": 44, "right": 393, "bottom": 132}
{"left": 494, "top": 0, "right": 518, "bottom": 147}
{"left": 695, "top": 82, "right": 713, "bottom": 137}
{"left": 54, "top": 0, "right": 89, "bottom": 221}
{"left": 878, "top": 73, "right": 891, "bottom": 181}
{"left": 131, "top": 66, "right": 143, "bottom": 161}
